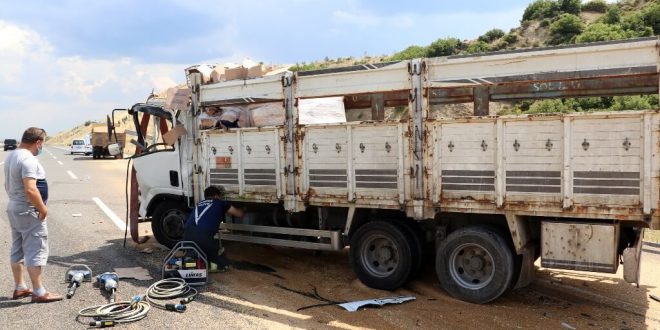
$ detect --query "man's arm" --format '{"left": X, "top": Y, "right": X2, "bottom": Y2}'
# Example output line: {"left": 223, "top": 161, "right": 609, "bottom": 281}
{"left": 23, "top": 177, "right": 47, "bottom": 220}
{"left": 227, "top": 206, "right": 243, "bottom": 218}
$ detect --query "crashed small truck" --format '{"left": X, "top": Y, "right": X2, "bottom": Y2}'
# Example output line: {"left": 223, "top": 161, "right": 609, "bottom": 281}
{"left": 124, "top": 37, "right": 660, "bottom": 303}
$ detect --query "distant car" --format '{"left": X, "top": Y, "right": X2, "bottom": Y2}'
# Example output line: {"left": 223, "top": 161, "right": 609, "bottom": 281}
{"left": 70, "top": 139, "right": 92, "bottom": 155}
{"left": 3, "top": 139, "right": 17, "bottom": 151}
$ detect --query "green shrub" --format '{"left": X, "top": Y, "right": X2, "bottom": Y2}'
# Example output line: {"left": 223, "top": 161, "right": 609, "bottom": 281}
{"left": 527, "top": 99, "right": 576, "bottom": 113}
{"left": 540, "top": 18, "right": 552, "bottom": 27}
{"left": 522, "top": 0, "right": 560, "bottom": 21}
{"left": 643, "top": 3, "right": 660, "bottom": 34}
{"left": 575, "top": 23, "right": 628, "bottom": 43}
{"left": 621, "top": 13, "right": 654, "bottom": 37}
{"left": 602, "top": 6, "right": 622, "bottom": 24}
{"left": 581, "top": 0, "right": 609, "bottom": 13}
{"left": 611, "top": 95, "right": 654, "bottom": 110}
{"left": 575, "top": 97, "right": 610, "bottom": 110}
{"left": 427, "top": 38, "right": 462, "bottom": 57}
{"left": 502, "top": 33, "right": 518, "bottom": 45}
{"left": 466, "top": 41, "right": 491, "bottom": 54}
{"left": 390, "top": 45, "right": 429, "bottom": 60}
{"left": 559, "top": 0, "right": 581, "bottom": 15}
{"left": 549, "top": 13, "right": 584, "bottom": 44}
{"left": 478, "top": 29, "right": 506, "bottom": 43}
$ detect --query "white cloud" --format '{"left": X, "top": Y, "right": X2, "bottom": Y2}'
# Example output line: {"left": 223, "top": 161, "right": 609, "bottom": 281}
{"left": 0, "top": 20, "right": 53, "bottom": 83}
{"left": 0, "top": 20, "right": 189, "bottom": 138}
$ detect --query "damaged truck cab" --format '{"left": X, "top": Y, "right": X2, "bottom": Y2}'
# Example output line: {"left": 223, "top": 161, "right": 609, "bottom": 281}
{"left": 129, "top": 37, "right": 660, "bottom": 303}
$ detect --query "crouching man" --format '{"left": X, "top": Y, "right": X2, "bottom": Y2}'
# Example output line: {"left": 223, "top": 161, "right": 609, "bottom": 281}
{"left": 183, "top": 186, "right": 243, "bottom": 272}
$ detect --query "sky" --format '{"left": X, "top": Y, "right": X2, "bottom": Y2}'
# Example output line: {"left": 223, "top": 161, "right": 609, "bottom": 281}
{"left": 0, "top": 0, "right": 532, "bottom": 139}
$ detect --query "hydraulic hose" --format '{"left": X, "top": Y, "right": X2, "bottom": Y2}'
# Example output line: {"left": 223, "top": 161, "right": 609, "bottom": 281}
{"left": 145, "top": 278, "right": 198, "bottom": 312}
{"left": 77, "top": 296, "right": 150, "bottom": 328}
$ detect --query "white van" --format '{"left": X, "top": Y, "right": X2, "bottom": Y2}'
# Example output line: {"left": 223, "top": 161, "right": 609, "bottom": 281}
{"left": 70, "top": 139, "right": 92, "bottom": 155}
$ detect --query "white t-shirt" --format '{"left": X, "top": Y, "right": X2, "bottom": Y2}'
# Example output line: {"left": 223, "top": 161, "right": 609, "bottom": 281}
{"left": 4, "top": 148, "right": 44, "bottom": 209}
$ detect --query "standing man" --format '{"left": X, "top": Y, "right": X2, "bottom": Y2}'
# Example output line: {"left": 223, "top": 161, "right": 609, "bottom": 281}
{"left": 183, "top": 186, "right": 243, "bottom": 272}
{"left": 4, "top": 127, "right": 62, "bottom": 303}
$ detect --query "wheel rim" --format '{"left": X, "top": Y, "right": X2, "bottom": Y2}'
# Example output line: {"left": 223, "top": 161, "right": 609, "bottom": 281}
{"left": 360, "top": 233, "right": 400, "bottom": 278}
{"left": 448, "top": 243, "right": 495, "bottom": 290}
{"left": 161, "top": 209, "right": 185, "bottom": 241}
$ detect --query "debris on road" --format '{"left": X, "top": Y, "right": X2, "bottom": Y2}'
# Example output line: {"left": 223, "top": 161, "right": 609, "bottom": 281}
{"left": 72, "top": 213, "right": 82, "bottom": 217}
{"left": 338, "top": 296, "right": 416, "bottom": 312}
{"left": 140, "top": 247, "right": 154, "bottom": 254}
{"left": 651, "top": 294, "right": 660, "bottom": 303}
{"left": 561, "top": 322, "right": 576, "bottom": 330}
{"left": 115, "top": 267, "right": 153, "bottom": 281}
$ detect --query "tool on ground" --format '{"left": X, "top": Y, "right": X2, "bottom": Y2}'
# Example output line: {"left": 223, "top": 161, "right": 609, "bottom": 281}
{"left": 64, "top": 264, "right": 93, "bottom": 299}
{"left": 145, "top": 278, "right": 198, "bottom": 313}
{"left": 162, "top": 241, "right": 208, "bottom": 286}
{"left": 97, "top": 272, "right": 119, "bottom": 303}
{"left": 77, "top": 295, "right": 150, "bottom": 328}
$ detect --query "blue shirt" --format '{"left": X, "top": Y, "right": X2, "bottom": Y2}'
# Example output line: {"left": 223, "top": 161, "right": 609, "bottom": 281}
{"left": 184, "top": 199, "right": 230, "bottom": 233}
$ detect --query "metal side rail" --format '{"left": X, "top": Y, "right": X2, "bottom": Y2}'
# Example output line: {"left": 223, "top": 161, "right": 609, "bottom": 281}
{"left": 219, "top": 223, "right": 344, "bottom": 251}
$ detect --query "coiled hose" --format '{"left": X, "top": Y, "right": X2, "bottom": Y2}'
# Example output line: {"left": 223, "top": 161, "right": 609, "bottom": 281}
{"left": 77, "top": 296, "right": 150, "bottom": 328}
{"left": 145, "top": 278, "right": 198, "bottom": 312}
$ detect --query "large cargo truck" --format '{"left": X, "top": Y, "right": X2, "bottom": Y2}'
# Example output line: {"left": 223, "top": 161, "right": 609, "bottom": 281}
{"left": 90, "top": 124, "right": 126, "bottom": 159}
{"left": 125, "top": 37, "right": 660, "bottom": 303}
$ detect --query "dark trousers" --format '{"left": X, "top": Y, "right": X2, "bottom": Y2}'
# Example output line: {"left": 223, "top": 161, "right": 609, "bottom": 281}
{"left": 183, "top": 230, "right": 229, "bottom": 267}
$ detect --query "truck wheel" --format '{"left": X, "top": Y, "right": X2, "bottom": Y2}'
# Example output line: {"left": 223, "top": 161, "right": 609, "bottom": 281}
{"left": 151, "top": 201, "right": 189, "bottom": 249}
{"left": 349, "top": 221, "right": 413, "bottom": 290}
{"left": 435, "top": 226, "right": 514, "bottom": 304}
{"left": 390, "top": 220, "right": 423, "bottom": 281}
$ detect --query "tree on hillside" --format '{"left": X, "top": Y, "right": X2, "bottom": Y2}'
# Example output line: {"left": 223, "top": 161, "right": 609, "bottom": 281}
{"left": 643, "top": 2, "right": 660, "bottom": 34}
{"left": 390, "top": 45, "right": 429, "bottom": 61}
{"left": 466, "top": 41, "right": 491, "bottom": 54}
{"left": 522, "top": 0, "right": 560, "bottom": 21}
{"left": 602, "top": 6, "right": 622, "bottom": 24}
{"left": 575, "top": 23, "right": 628, "bottom": 43}
{"left": 549, "top": 13, "right": 584, "bottom": 44}
{"left": 621, "top": 13, "right": 654, "bottom": 37}
{"left": 427, "top": 38, "right": 462, "bottom": 57}
{"left": 581, "top": 0, "right": 609, "bottom": 13}
{"left": 478, "top": 29, "right": 506, "bottom": 43}
{"left": 559, "top": 0, "right": 581, "bottom": 15}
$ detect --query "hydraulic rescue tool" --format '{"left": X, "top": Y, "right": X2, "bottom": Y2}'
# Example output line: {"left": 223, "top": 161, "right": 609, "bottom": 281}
{"left": 97, "top": 272, "right": 119, "bottom": 303}
{"left": 64, "top": 264, "right": 92, "bottom": 299}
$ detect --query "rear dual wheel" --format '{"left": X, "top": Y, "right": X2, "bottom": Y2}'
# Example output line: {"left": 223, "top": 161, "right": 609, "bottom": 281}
{"left": 435, "top": 226, "right": 514, "bottom": 304}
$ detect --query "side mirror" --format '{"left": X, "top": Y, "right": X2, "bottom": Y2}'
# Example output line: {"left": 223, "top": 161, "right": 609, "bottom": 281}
{"left": 107, "top": 143, "right": 121, "bottom": 156}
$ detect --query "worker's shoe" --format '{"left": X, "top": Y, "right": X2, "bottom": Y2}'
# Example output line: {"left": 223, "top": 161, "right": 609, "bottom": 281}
{"left": 12, "top": 288, "right": 32, "bottom": 300}
{"left": 209, "top": 262, "right": 229, "bottom": 273}
{"left": 31, "top": 292, "right": 63, "bottom": 303}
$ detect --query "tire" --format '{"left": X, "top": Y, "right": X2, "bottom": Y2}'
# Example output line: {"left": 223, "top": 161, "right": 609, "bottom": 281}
{"left": 390, "top": 220, "right": 423, "bottom": 281}
{"left": 349, "top": 221, "right": 413, "bottom": 290}
{"left": 151, "top": 200, "right": 189, "bottom": 249}
{"left": 435, "top": 226, "right": 514, "bottom": 304}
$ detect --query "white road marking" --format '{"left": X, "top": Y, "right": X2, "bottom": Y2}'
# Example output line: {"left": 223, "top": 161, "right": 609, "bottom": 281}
{"left": 92, "top": 197, "right": 125, "bottom": 231}
{"left": 52, "top": 156, "right": 57, "bottom": 160}
{"left": 57, "top": 161, "right": 63, "bottom": 166}
{"left": 67, "top": 170, "right": 78, "bottom": 179}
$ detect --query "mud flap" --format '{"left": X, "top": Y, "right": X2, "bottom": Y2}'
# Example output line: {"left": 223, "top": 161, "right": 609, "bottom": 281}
{"left": 514, "top": 244, "right": 536, "bottom": 289}
{"left": 623, "top": 228, "right": 644, "bottom": 287}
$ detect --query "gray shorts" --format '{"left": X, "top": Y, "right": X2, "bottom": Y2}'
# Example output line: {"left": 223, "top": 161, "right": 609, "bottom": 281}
{"left": 7, "top": 208, "right": 49, "bottom": 267}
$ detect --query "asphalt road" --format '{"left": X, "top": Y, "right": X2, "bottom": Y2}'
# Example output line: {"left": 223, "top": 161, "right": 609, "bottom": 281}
{"left": 0, "top": 145, "right": 659, "bottom": 329}
{"left": 0, "top": 147, "right": 278, "bottom": 329}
